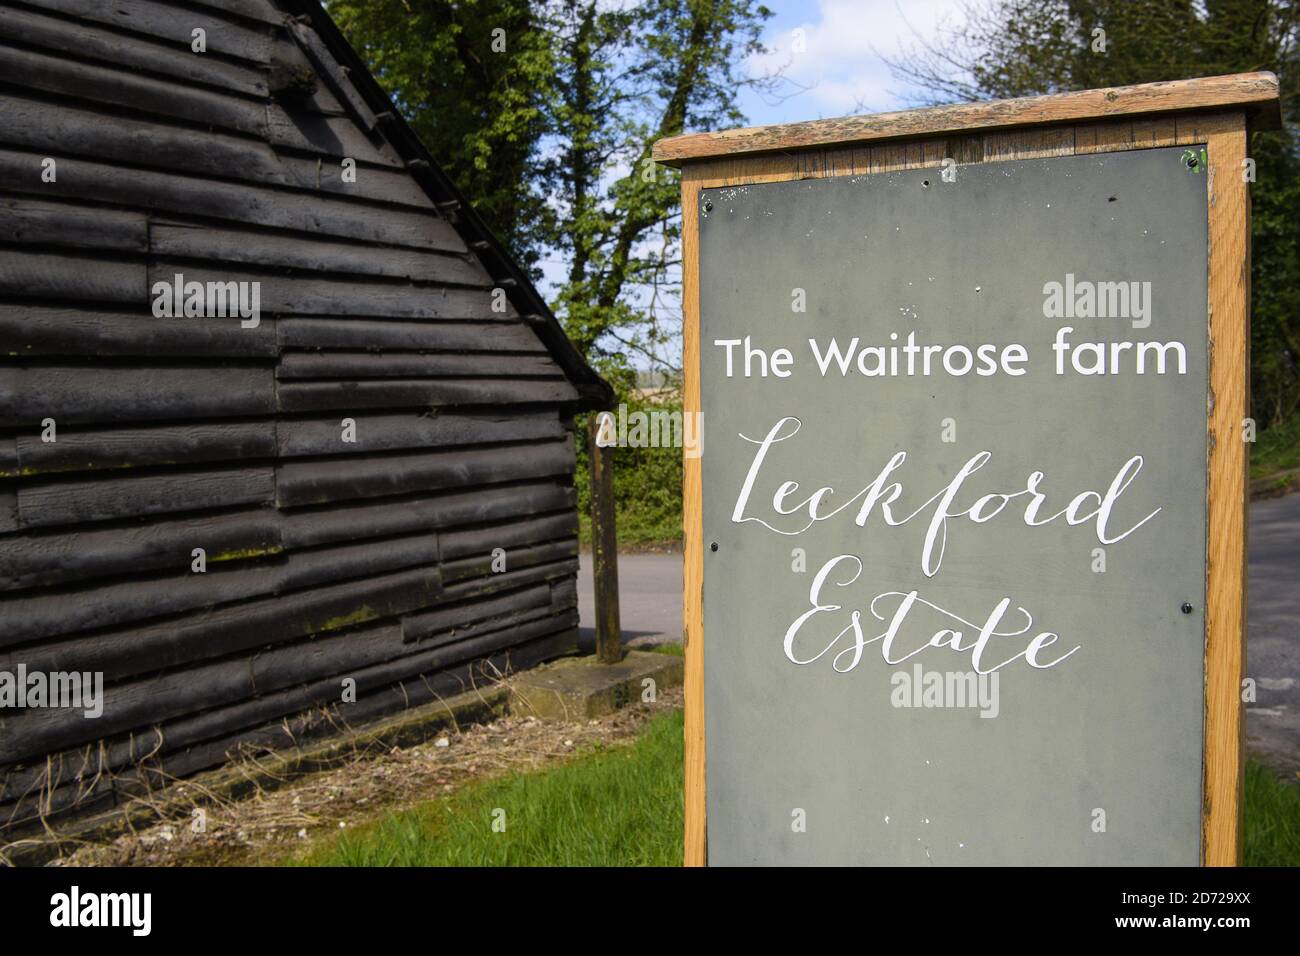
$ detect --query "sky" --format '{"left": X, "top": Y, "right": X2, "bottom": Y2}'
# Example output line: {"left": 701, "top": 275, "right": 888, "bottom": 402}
{"left": 738, "top": 0, "right": 970, "bottom": 126}
{"left": 539, "top": 0, "right": 976, "bottom": 362}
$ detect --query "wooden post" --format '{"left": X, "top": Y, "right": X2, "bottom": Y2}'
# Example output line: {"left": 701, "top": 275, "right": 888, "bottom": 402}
{"left": 589, "top": 413, "right": 623, "bottom": 663}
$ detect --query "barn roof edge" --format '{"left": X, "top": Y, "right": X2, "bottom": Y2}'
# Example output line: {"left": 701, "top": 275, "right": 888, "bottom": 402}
{"left": 282, "top": 0, "right": 614, "bottom": 411}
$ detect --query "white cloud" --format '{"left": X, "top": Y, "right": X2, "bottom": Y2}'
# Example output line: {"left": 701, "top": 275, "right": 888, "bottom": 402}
{"left": 746, "top": 0, "right": 970, "bottom": 121}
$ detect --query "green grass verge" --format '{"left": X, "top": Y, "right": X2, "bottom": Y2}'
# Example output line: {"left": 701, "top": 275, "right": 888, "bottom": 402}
{"left": 1251, "top": 417, "right": 1300, "bottom": 482}
{"left": 295, "top": 709, "right": 684, "bottom": 867}
{"left": 1244, "top": 759, "right": 1300, "bottom": 867}
{"left": 647, "top": 642, "right": 684, "bottom": 656}
{"left": 290, "top": 710, "right": 1297, "bottom": 867}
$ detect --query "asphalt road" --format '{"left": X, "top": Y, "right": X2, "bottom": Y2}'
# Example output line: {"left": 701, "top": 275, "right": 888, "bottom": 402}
{"left": 1246, "top": 493, "right": 1300, "bottom": 772}
{"left": 579, "top": 495, "right": 1300, "bottom": 770}
{"left": 576, "top": 553, "right": 682, "bottom": 652}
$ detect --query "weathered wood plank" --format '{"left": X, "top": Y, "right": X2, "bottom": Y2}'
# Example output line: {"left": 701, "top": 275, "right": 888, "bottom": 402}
{"left": 1074, "top": 121, "right": 1139, "bottom": 155}
{"left": 0, "top": 97, "right": 411, "bottom": 203}
{"left": 2, "top": 197, "right": 147, "bottom": 251}
{"left": 0, "top": 307, "right": 279, "bottom": 358}
{"left": 284, "top": 16, "right": 381, "bottom": 134}
{"left": 0, "top": 621, "right": 577, "bottom": 802}
{"left": 150, "top": 225, "right": 483, "bottom": 283}
{"left": 0, "top": 507, "right": 282, "bottom": 590}
{"left": 253, "top": 150, "right": 423, "bottom": 200}
{"left": 265, "top": 104, "right": 403, "bottom": 167}
{"left": 0, "top": 250, "right": 143, "bottom": 304}
{"left": 440, "top": 557, "right": 579, "bottom": 602}
{"left": 869, "top": 140, "right": 925, "bottom": 173}
{"left": 0, "top": 620, "right": 455, "bottom": 799}
{"left": 1133, "top": 117, "right": 1179, "bottom": 148}
{"left": 441, "top": 539, "right": 579, "bottom": 584}
{"left": 147, "top": 263, "right": 509, "bottom": 318}
{"left": 653, "top": 72, "right": 1281, "bottom": 164}
{"left": 0, "top": 366, "right": 275, "bottom": 427}
{"left": 406, "top": 603, "right": 564, "bottom": 652}
{"left": 0, "top": 609, "right": 578, "bottom": 765}
{"left": 588, "top": 415, "right": 622, "bottom": 662}
{"left": 188, "top": 0, "right": 286, "bottom": 27}
{"left": 253, "top": 614, "right": 550, "bottom": 702}
{"left": 280, "top": 481, "right": 575, "bottom": 549}
{"left": 6, "top": 482, "right": 567, "bottom": 581}
{"left": 276, "top": 378, "right": 579, "bottom": 413}
{"left": 1201, "top": 114, "right": 1251, "bottom": 866}
{"left": 17, "top": 465, "right": 275, "bottom": 529}
{"left": 551, "top": 577, "right": 578, "bottom": 610}
{"left": 275, "top": 438, "right": 574, "bottom": 506}
{"left": 276, "top": 318, "right": 545, "bottom": 351}
{"left": 0, "top": 42, "right": 268, "bottom": 136}
{"left": 0, "top": 149, "right": 460, "bottom": 251}
{"left": 14, "top": 421, "right": 277, "bottom": 476}
{"left": 401, "top": 583, "right": 553, "bottom": 643}
{"left": 276, "top": 411, "right": 564, "bottom": 456}
{"left": 439, "top": 512, "right": 579, "bottom": 560}
{"left": 18, "top": 0, "right": 276, "bottom": 64}
{"left": 0, "top": 492, "right": 16, "bottom": 533}
{"left": 277, "top": 352, "right": 559, "bottom": 379}
{"left": 680, "top": 164, "right": 706, "bottom": 866}
{"left": 983, "top": 126, "right": 1075, "bottom": 162}
{"left": 4, "top": 565, "right": 442, "bottom": 682}
{"left": 0, "top": 95, "right": 281, "bottom": 189}
{"left": 0, "top": 532, "right": 439, "bottom": 644}
{"left": 0, "top": 4, "right": 269, "bottom": 96}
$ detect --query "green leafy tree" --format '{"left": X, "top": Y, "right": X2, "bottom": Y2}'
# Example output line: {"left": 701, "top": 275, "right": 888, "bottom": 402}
{"left": 330, "top": 0, "right": 555, "bottom": 274}
{"left": 890, "top": 0, "right": 1300, "bottom": 427}
{"left": 333, "top": 0, "right": 773, "bottom": 386}
{"left": 543, "top": 0, "right": 771, "bottom": 379}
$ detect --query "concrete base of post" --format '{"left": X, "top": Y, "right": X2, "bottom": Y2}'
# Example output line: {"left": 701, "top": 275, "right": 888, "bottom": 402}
{"left": 509, "top": 650, "right": 684, "bottom": 720}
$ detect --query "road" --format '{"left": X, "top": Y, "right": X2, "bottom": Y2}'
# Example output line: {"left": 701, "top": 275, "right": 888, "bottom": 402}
{"left": 576, "top": 553, "right": 682, "bottom": 652}
{"left": 578, "top": 495, "right": 1300, "bottom": 770}
{"left": 1246, "top": 493, "right": 1300, "bottom": 772}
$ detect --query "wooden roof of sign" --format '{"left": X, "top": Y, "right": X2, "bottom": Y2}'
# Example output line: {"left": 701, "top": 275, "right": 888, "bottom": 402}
{"left": 653, "top": 72, "right": 1281, "bottom": 166}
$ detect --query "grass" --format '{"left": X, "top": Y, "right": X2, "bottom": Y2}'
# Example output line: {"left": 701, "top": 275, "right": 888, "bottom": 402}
{"left": 296, "top": 708, "right": 684, "bottom": 867}
{"left": 647, "top": 642, "right": 684, "bottom": 656}
{"left": 1244, "top": 759, "right": 1300, "bottom": 867}
{"left": 1251, "top": 416, "right": 1300, "bottom": 482}
{"left": 291, "top": 708, "right": 1297, "bottom": 867}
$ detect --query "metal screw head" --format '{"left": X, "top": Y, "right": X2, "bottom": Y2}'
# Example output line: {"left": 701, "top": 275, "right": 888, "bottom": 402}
{"left": 1181, "top": 602, "right": 1194, "bottom": 614}
{"left": 710, "top": 541, "right": 719, "bottom": 552}
{"left": 703, "top": 199, "right": 713, "bottom": 212}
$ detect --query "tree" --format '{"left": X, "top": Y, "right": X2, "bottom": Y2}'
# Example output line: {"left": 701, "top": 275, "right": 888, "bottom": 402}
{"left": 330, "top": 0, "right": 555, "bottom": 274}
{"left": 333, "top": 0, "right": 773, "bottom": 388}
{"left": 543, "top": 0, "right": 771, "bottom": 383}
{"left": 889, "top": 0, "right": 1300, "bottom": 427}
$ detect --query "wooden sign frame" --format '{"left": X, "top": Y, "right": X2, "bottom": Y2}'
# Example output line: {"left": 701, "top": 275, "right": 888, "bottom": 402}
{"left": 654, "top": 73, "right": 1281, "bottom": 867}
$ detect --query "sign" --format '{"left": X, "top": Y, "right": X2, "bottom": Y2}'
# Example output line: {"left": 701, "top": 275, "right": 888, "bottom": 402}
{"left": 701, "top": 148, "right": 1207, "bottom": 866}
{"left": 657, "top": 74, "right": 1280, "bottom": 867}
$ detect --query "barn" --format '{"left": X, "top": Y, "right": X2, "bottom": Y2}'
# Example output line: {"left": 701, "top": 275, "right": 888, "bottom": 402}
{"left": 0, "top": 0, "right": 612, "bottom": 836}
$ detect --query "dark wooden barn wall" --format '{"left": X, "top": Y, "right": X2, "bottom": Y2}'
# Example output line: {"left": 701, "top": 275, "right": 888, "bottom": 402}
{"left": 0, "top": 0, "right": 591, "bottom": 832}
